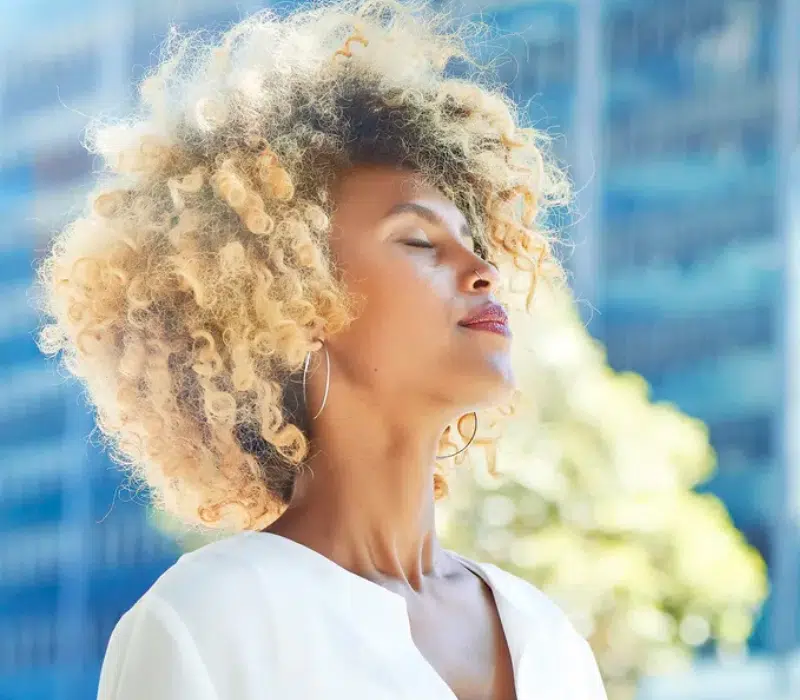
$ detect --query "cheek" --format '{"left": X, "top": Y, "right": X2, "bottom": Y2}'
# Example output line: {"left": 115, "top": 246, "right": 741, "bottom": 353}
{"left": 339, "top": 250, "right": 455, "bottom": 349}
{"left": 364, "top": 258, "right": 452, "bottom": 325}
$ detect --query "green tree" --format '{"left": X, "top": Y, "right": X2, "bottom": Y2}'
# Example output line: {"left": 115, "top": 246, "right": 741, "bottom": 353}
{"left": 439, "top": 286, "right": 768, "bottom": 700}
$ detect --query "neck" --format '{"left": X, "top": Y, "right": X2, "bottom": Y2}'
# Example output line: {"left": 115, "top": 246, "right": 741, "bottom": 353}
{"left": 266, "top": 393, "right": 453, "bottom": 592}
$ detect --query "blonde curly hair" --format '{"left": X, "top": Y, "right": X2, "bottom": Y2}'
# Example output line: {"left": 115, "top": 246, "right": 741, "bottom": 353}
{"left": 35, "top": 0, "right": 570, "bottom": 531}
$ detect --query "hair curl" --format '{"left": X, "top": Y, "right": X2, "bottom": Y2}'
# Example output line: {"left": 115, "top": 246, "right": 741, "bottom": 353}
{"left": 35, "top": 0, "right": 570, "bottom": 531}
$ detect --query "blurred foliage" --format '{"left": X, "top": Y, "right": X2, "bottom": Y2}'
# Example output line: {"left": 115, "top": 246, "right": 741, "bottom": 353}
{"left": 438, "top": 285, "right": 768, "bottom": 700}
{"left": 156, "top": 285, "right": 768, "bottom": 700}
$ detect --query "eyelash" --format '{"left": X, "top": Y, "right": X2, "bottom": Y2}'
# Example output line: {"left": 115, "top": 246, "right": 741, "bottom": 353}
{"left": 404, "top": 240, "right": 435, "bottom": 249}
{"left": 403, "top": 239, "right": 497, "bottom": 271}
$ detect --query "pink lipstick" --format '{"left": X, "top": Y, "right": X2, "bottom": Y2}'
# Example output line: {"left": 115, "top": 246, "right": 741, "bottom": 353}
{"left": 458, "top": 302, "right": 511, "bottom": 337}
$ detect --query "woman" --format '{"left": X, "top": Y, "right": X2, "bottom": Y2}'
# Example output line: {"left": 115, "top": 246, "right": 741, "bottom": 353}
{"left": 36, "top": 1, "right": 607, "bottom": 698}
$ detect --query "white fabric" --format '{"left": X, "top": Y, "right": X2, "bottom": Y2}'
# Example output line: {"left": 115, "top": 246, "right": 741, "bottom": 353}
{"left": 98, "top": 531, "right": 608, "bottom": 699}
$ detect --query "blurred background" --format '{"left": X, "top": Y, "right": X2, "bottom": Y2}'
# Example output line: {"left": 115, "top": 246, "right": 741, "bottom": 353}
{"left": 1, "top": 0, "right": 799, "bottom": 698}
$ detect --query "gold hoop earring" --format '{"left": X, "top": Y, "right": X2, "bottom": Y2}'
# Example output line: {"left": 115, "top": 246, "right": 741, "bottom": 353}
{"left": 302, "top": 343, "right": 330, "bottom": 420}
{"left": 435, "top": 412, "right": 478, "bottom": 459}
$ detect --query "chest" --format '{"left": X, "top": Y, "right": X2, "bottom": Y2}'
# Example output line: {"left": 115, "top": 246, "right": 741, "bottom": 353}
{"left": 404, "top": 579, "right": 517, "bottom": 700}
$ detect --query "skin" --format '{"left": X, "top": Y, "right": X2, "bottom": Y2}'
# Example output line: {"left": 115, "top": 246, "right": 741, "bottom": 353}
{"left": 265, "top": 164, "right": 518, "bottom": 700}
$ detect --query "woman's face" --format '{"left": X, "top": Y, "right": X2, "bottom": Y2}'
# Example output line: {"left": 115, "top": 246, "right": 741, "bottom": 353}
{"left": 324, "top": 164, "right": 515, "bottom": 417}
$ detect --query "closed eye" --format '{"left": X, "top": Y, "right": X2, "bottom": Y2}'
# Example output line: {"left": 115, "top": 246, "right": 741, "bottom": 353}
{"left": 404, "top": 240, "right": 435, "bottom": 249}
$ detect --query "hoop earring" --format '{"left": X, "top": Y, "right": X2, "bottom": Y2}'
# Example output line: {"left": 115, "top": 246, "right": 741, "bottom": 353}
{"left": 302, "top": 343, "right": 330, "bottom": 420}
{"left": 435, "top": 412, "right": 478, "bottom": 459}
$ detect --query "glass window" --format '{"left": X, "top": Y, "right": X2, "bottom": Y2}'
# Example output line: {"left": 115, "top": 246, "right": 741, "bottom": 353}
{"left": 2, "top": 49, "right": 98, "bottom": 117}
{"left": 129, "top": 26, "right": 162, "bottom": 86}
{"left": 608, "top": 7, "right": 637, "bottom": 68}
{"left": 0, "top": 489, "right": 63, "bottom": 531}
{"left": 738, "top": 520, "right": 772, "bottom": 651}
{"left": 608, "top": 0, "right": 771, "bottom": 103}
{"left": 128, "top": 6, "right": 242, "bottom": 94}
{"left": 0, "top": 624, "right": 12, "bottom": 670}
{"left": 92, "top": 515, "right": 159, "bottom": 568}
{"left": 518, "top": 39, "right": 576, "bottom": 96}
{"left": 647, "top": 347, "right": 778, "bottom": 423}
{"left": 182, "top": 7, "right": 241, "bottom": 32}
{"left": 742, "top": 118, "right": 773, "bottom": 163}
{"left": 0, "top": 393, "right": 67, "bottom": 447}
{"left": 89, "top": 609, "right": 125, "bottom": 660}
{"left": 608, "top": 110, "right": 773, "bottom": 166}
{"left": 605, "top": 304, "right": 774, "bottom": 377}
{"left": 0, "top": 525, "right": 61, "bottom": 586}
{"left": 34, "top": 145, "right": 94, "bottom": 189}
{"left": 603, "top": 192, "right": 775, "bottom": 271}
{"left": 683, "top": 0, "right": 728, "bottom": 37}
{"left": 708, "top": 412, "right": 773, "bottom": 465}
{"left": 2, "top": 617, "right": 59, "bottom": 669}
{"left": 740, "top": 521, "right": 772, "bottom": 566}
{"left": 0, "top": 333, "right": 41, "bottom": 369}
{"left": 0, "top": 442, "right": 70, "bottom": 508}
{"left": 0, "top": 162, "right": 34, "bottom": 204}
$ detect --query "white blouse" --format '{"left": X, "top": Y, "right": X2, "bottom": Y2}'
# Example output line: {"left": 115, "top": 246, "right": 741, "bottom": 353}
{"left": 97, "top": 531, "right": 607, "bottom": 699}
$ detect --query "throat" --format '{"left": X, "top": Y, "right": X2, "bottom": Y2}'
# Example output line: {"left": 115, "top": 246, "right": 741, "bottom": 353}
{"left": 263, "top": 497, "right": 443, "bottom": 590}
{"left": 270, "top": 449, "right": 442, "bottom": 587}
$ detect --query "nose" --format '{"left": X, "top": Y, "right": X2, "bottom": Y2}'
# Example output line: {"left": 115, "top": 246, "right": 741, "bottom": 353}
{"left": 464, "top": 259, "right": 499, "bottom": 293}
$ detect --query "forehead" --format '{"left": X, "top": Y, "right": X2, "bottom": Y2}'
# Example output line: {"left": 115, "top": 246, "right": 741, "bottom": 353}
{"left": 329, "top": 164, "right": 466, "bottom": 230}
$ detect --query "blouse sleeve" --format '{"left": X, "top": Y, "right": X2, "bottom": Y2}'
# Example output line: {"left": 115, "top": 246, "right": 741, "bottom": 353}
{"left": 97, "top": 595, "right": 219, "bottom": 700}
{"left": 577, "top": 636, "right": 608, "bottom": 700}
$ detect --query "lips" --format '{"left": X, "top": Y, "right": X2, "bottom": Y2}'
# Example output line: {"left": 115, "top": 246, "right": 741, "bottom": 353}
{"left": 458, "top": 302, "right": 511, "bottom": 337}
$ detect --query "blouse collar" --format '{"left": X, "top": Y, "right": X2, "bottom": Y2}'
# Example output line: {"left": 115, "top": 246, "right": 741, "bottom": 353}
{"left": 241, "top": 532, "right": 542, "bottom": 649}
{"left": 235, "top": 531, "right": 569, "bottom": 697}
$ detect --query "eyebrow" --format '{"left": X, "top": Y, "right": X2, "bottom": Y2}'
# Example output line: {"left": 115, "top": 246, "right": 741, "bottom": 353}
{"left": 384, "top": 201, "right": 473, "bottom": 243}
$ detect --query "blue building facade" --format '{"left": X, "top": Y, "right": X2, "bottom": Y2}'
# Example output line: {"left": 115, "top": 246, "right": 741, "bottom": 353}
{"left": 597, "top": 0, "right": 798, "bottom": 656}
{"left": 0, "top": 2, "right": 250, "bottom": 698}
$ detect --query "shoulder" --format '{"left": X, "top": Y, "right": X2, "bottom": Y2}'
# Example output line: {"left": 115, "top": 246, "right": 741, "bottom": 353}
{"left": 100, "top": 533, "right": 320, "bottom": 698}
{"left": 113, "top": 532, "right": 322, "bottom": 656}
{"left": 129, "top": 527, "right": 352, "bottom": 604}
{"left": 479, "top": 561, "right": 578, "bottom": 632}
{"left": 99, "top": 533, "right": 305, "bottom": 699}
{"left": 140, "top": 532, "right": 268, "bottom": 609}
{"left": 479, "top": 562, "right": 607, "bottom": 699}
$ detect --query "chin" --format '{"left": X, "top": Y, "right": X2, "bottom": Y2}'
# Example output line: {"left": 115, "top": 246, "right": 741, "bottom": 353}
{"left": 458, "top": 355, "right": 517, "bottom": 410}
